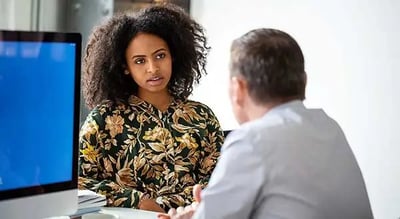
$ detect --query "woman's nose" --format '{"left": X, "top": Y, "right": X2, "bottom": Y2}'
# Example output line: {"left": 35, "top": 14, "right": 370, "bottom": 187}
{"left": 146, "top": 60, "right": 159, "bottom": 74}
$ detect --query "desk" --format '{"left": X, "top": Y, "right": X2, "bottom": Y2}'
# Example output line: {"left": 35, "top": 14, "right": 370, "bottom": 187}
{"left": 48, "top": 207, "right": 158, "bottom": 219}
{"left": 100, "top": 207, "right": 158, "bottom": 219}
{"left": 45, "top": 207, "right": 158, "bottom": 219}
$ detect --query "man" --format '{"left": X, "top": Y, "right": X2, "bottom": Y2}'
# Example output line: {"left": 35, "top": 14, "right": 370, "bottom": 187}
{"left": 159, "top": 28, "right": 373, "bottom": 219}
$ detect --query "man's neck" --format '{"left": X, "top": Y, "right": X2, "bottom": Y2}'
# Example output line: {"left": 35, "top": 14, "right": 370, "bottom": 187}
{"left": 246, "top": 97, "right": 301, "bottom": 121}
{"left": 246, "top": 103, "right": 274, "bottom": 121}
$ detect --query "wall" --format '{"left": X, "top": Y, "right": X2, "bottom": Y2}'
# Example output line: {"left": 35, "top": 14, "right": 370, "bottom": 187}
{"left": 37, "top": 0, "right": 68, "bottom": 31}
{"left": 0, "top": 0, "right": 114, "bottom": 126}
{"left": 0, "top": 0, "right": 32, "bottom": 30}
{"left": 190, "top": 0, "right": 400, "bottom": 218}
{"left": 65, "top": 0, "right": 114, "bottom": 125}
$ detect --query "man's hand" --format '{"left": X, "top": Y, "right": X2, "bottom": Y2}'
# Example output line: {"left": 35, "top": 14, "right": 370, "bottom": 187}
{"left": 157, "top": 184, "right": 203, "bottom": 219}
{"left": 192, "top": 184, "right": 202, "bottom": 203}
{"left": 139, "top": 198, "right": 165, "bottom": 213}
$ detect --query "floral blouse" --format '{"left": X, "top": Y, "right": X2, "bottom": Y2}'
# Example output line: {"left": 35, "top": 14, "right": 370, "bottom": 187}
{"left": 78, "top": 95, "right": 224, "bottom": 211}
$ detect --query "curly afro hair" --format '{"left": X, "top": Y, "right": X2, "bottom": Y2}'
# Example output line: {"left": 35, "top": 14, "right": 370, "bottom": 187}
{"left": 82, "top": 3, "right": 210, "bottom": 109}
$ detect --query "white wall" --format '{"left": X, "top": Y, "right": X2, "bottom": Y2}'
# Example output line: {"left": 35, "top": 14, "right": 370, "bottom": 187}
{"left": 0, "top": 0, "right": 32, "bottom": 30}
{"left": 191, "top": 0, "right": 400, "bottom": 218}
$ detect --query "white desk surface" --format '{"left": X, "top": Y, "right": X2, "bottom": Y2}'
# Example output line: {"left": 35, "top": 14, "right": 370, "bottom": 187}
{"left": 46, "top": 207, "right": 158, "bottom": 219}
{"left": 100, "top": 207, "right": 158, "bottom": 219}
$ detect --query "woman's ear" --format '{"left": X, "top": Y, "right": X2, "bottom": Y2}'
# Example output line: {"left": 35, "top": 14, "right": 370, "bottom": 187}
{"left": 122, "top": 64, "right": 130, "bottom": 75}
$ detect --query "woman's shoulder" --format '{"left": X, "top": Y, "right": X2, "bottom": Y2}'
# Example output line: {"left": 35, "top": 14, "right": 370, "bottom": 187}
{"left": 181, "top": 99, "right": 213, "bottom": 111}
{"left": 178, "top": 99, "right": 219, "bottom": 118}
{"left": 89, "top": 98, "right": 131, "bottom": 117}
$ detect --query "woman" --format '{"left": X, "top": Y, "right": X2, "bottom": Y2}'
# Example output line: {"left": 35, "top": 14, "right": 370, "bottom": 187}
{"left": 78, "top": 4, "right": 224, "bottom": 213}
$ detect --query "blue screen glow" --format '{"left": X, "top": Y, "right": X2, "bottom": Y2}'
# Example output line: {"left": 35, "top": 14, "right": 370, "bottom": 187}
{"left": 0, "top": 41, "right": 76, "bottom": 191}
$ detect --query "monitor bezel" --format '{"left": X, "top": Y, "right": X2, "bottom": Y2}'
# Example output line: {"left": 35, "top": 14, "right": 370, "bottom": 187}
{"left": 0, "top": 30, "right": 81, "bottom": 201}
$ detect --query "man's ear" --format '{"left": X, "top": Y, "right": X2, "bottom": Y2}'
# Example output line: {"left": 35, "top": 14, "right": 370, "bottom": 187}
{"left": 303, "top": 72, "right": 307, "bottom": 86}
{"left": 230, "top": 76, "right": 248, "bottom": 107}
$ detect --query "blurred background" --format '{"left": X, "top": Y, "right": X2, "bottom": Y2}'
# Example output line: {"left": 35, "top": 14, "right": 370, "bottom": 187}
{"left": 1, "top": 0, "right": 400, "bottom": 218}
{"left": 0, "top": 0, "right": 190, "bottom": 124}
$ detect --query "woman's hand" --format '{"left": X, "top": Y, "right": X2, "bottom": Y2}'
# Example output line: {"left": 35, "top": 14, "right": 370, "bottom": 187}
{"left": 158, "top": 203, "right": 198, "bottom": 219}
{"left": 157, "top": 184, "right": 203, "bottom": 219}
{"left": 139, "top": 198, "right": 165, "bottom": 213}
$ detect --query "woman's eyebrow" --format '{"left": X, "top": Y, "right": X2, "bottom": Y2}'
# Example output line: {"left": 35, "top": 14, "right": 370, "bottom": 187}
{"left": 131, "top": 48, "right": 166, "bottom": 59}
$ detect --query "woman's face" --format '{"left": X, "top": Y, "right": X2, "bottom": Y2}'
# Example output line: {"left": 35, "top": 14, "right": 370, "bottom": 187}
{"left": 125, "top": 32, "right": 172, "bottom": 96}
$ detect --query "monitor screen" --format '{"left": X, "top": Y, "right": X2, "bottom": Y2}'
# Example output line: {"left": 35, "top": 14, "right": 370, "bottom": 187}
{"left": 0, "top": 30, "right": 81, "bottom": 219}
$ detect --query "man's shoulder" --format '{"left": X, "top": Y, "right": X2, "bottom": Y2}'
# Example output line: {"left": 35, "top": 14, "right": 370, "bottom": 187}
{"left": 222, "top": 123, "right": 260, "bottom": 150}
{"left": 222, "top": 113, "right": 299, "bottom": 152}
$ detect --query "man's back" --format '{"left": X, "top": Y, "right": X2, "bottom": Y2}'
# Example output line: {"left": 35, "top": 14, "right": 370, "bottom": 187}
{"left": 249, "top": 100, "right": 372, "bottom": 218}
{"left": 195, "top": 100, "right": 373, "bottom": 219}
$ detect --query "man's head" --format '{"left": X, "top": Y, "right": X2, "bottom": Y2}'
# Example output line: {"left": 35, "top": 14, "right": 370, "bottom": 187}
{"left": 229, "top": 28, "right": 306, "bottom": 123}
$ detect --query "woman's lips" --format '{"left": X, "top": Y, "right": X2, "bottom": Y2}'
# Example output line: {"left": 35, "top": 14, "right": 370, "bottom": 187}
{"left": 147, "top": 76, "right": 164, "bottom": 86}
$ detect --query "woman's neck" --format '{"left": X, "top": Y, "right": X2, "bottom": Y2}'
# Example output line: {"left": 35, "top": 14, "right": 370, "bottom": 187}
{"left": 137, "top": 89, "right": 172, "bottom": 112}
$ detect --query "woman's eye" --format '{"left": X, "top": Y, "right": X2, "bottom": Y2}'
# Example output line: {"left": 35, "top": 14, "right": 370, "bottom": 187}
{"left": 156, "top": 53, "right": 166, "bottom": 59}
{"left": 134, "top": 58, "right": 145, "bottom": 64}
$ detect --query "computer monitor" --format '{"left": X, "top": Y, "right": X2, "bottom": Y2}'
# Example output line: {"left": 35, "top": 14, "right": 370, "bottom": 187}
{"left": 0, "top": 30, "right": 81, "bottom": 219}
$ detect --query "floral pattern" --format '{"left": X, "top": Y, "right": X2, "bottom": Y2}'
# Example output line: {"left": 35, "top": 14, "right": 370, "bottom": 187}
{"left": 78, "top": 95, "right": 224, "bottom": 211}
